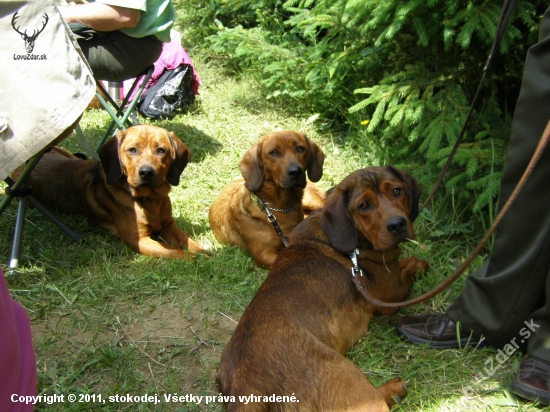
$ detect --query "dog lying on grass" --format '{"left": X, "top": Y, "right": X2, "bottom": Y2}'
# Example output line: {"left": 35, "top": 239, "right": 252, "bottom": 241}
{"left": 209, "top": 130, "right": 325, "bottom": 268}
{"left": 13, "top": 124, "right": 203, "bottom": 259}
{"left": 217, "top": 166, "right": 428, "bottom": 412}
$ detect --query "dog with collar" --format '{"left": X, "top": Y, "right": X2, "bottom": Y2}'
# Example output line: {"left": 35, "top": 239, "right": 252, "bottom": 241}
{"left": 208, "top": 130, "right": 325, "bottom": 268}
{"left": 217, "top": 166, "right": 428, "bottom": 411}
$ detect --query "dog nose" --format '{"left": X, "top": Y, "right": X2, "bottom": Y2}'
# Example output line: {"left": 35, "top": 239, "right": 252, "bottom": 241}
{"left": 386, "top": 216, "right": 407, "bottom": 236}
{"left": 287, "top": 165, "right": 304, "bottom": 180}
{"left": 138, "top": 166, "right": 155, "bottom": 180}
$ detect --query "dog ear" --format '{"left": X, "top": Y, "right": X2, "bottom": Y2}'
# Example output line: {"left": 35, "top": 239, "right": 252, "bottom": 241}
{"left": 319, "top": 185, "right": 358, "bottom": 254}
{"left": 239, "top": 139, "right": 264, "bottom": 192}
{"left": 166, "top": 132, "right": 191, "bottom": 186}
{"left": 306, "top": 136, "right": 325, "bottom": 182}
{"left": 99, "top": 131, "right": 124, "bottom": 185}
{"left": 387, "top": 166, "right": 422, "bottom": 222}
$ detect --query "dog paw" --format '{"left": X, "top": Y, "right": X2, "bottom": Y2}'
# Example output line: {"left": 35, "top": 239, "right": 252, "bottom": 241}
{"left": 399, "top": 257, "right": 428, "bottom": 279}
{"left": 378, "top": 377, "right": 407, "bottom": 407}
{"left": 197, "top": 249, "right": 213, "bottom": 259}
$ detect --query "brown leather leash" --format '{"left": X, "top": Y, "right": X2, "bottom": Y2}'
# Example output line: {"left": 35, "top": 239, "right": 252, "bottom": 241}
{"left": 352, "top": 119, "right": 550, "bottom": 308}
{"left": 251, "top": 192, "right": 293, "bottom": 247}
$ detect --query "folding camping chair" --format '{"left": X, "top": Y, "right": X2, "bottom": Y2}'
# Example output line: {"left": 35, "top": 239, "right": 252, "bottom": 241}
{"left": 75, "top": 66, "right": 154, "bottom": 159}
{"left": 0, "top": 1, "right": 95, "bottom": 273}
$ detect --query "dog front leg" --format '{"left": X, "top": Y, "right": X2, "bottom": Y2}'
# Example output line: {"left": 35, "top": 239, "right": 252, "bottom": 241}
{"left": 160, "top": 220, "right": 204, "bottom": 253}
{"left": 375, "top": 377, "right": 407, "bottom": 408}
{"left": 135, "top": 236, "right": 197, "bottom": 260}
{"left": 399, "top": 257, "right": 428, "bottom": 285}
{"left": 248, "top": 244, "right": 281, "bottom": 269}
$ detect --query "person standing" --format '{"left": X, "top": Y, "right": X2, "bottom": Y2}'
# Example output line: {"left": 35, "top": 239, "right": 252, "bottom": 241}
{"left": 396, "top": 6, "right": 550, "bottom": 404}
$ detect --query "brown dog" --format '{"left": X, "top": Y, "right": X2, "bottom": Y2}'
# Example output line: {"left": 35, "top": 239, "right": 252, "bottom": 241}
{"left": 217, "top": 166, "right": 428, "bottom": 411}
{"left": 209, "top": 130, "right": 325, "bottom": 268}
{"left": 17, "top": 124, "right": 203, "bottom": 259}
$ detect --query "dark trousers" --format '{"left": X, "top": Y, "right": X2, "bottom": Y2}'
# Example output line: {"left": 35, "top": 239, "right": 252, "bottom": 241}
{"left": 447, "top": 7, "right": 550, "bottom": 361}
{"left": 70, "top": 23, "right": 163, "bottom": 82}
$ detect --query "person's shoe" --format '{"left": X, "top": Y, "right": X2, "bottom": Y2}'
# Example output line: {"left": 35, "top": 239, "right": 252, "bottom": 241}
{"left": 395, "top": 313, "right": 484, "bottom": 348}
{"left": 510, "top": 355, "right": 550, "bottom": 405}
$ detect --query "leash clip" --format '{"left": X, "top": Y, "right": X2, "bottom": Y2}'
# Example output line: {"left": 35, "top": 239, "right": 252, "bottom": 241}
{"left": 349, "top": 248, "right": 363, "bottom": 279}
{"left": 266, "top": 210, "right": 276, "bottom": 223}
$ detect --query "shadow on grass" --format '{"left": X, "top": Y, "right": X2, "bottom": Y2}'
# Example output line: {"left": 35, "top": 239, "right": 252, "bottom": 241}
{"left": 155, "top": 121, "right": 223, "bottom": 163}
{"left": 0, "top": 206, "right": 133, "bottom": 274}
{"left": 174, "top": 216, "right": 212, "bottom": 239}
{"left": 0, "top": 203, "right": 211, "bottom": 275}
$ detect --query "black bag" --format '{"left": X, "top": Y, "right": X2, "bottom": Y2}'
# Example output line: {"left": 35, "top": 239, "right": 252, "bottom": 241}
{"left": 136, "top": 64, "right": 195, "bottom": 120}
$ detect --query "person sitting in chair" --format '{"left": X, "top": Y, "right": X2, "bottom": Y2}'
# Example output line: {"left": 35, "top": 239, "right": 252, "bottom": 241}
{"left": 60, "top": 0, "right": 175, "bottom": 82}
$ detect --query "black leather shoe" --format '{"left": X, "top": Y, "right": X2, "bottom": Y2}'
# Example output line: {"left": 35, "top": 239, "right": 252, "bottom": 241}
{"left": 396, "top": 313, "right": 484, "bottom": 348}
{"left": 510, "top": 355, "right": 550, "bottom": 405}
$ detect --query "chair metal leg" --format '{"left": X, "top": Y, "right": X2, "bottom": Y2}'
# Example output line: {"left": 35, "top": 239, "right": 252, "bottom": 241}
{"left": 0, "top": 187, "right": 15, "bottom": 216}
{"left": 76, "top": 66, "right": 154, "bottom": 156}
{"left": 94, "top": 91, "right": 126, "bottom": 149}
{"left": 94, "top": 67, "right": 154, "bottom": 151}
{"left": 2, "top": 151, "right": 83, "bottom": 273}
{"left": 8, "top": 195, "right": 28, "bottom": 275}
{"left": 4, "top": 178, "right": 83, "bottom": 244}
{"left": 26, "top": 195, "right": 82, "bottom": 243}
{"left": 75, "top": 124, "right": 100, "bottom": 160}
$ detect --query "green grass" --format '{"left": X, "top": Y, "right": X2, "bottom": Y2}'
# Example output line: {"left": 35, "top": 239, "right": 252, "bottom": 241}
{"left": 1, "top": 54, "right": 548, "bottom": 412}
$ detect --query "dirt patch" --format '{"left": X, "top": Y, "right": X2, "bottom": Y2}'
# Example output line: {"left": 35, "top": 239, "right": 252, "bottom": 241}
{"left": 118, "top": 302, "right": 240, "bottom": 393}
{"left": 30, "top": 298, "right": 242, "bottom": 397}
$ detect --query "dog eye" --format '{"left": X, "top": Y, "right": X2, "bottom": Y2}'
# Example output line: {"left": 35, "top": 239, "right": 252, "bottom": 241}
{"left": 157, "top": 148, "right": 167, "bottom": 155}
{"left": 269, "top": 150, "right": 279, "bottom": 156}
{"left": 392, "top": 188, "right": 402, "bottom": 197}
{"left": 296, "top": 146, "right": 305, "bottom": 153}
{"left": 359, "top": 202, "right": 372, "bottom": 210}
{"left": 127, "top": 147, "right": 138, "bottom": 155}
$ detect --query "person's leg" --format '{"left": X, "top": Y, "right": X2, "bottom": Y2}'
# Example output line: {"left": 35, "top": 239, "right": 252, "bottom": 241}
{"left": 71, "top": 24, "right": 162, "bottom": 81}
{"left": 507, "top": 265, "right": 550, "bottom": 405}
{"left": 444, "top": 6, "right": 550, "bottom": 349}
{"left": 397, "top": 6, "right": 550, "bottom": 350}
{"left": 526, "top": 265, "right": 550, "bottom": 361}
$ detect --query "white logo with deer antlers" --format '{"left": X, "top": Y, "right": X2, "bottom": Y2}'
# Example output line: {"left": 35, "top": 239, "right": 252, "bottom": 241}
{"left": 12, "top": 11, "right": 49, "bottom": 54}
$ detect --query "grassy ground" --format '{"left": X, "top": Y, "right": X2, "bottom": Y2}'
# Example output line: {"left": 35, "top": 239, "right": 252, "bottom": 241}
{"left": 1, "top": 54, "right": 548, "bottom": 412}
